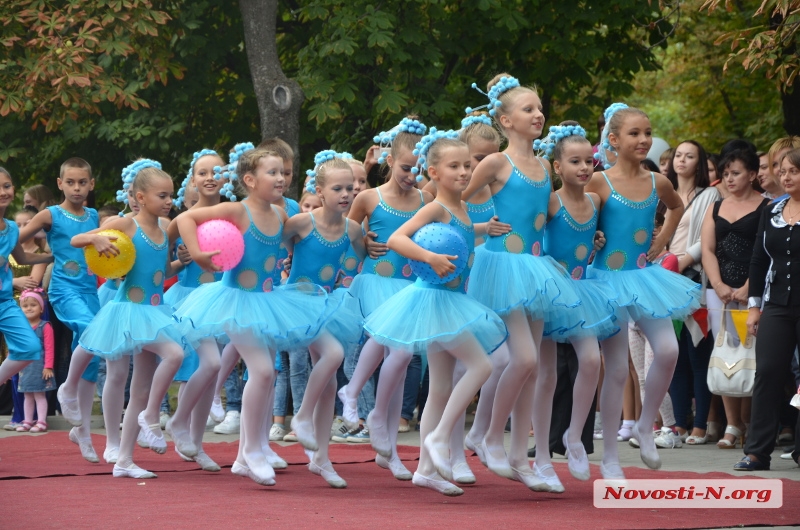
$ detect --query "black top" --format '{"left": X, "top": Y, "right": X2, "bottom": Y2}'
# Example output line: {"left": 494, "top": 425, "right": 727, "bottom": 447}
{"left": 713, "top": 198, "right": 769, "bottom": 288}
{"left": 749, "top": 198, "right": 800, "bottom": 306}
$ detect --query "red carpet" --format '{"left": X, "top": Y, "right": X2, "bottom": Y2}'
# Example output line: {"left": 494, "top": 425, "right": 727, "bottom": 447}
{"left": 2, "top": 434, "right": 799, "bottom": 529}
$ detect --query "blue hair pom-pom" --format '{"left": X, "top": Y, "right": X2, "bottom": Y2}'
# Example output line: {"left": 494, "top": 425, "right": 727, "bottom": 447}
{"left": 117, "top": 158, "right": 162, "bottom": 206}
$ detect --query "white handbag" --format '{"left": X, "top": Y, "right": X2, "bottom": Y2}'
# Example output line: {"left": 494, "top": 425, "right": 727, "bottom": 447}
{"left": 706, "top": 305, "right": 756, "bottom": 397}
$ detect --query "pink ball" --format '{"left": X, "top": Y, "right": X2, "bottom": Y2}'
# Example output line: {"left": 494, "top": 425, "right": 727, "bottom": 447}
{"left": 196, "top": 219, "right": 245, "bottom": 271}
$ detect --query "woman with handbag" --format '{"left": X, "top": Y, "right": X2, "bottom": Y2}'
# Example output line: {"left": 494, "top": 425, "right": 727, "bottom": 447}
{"left": 663, "top": 140, "right": 719, "bottom": 447}
{"left": 701, "top": 148, "right": 769, "bottom": 450}
{"left": 734, "top": 148, "right": 800, "bottom": 471}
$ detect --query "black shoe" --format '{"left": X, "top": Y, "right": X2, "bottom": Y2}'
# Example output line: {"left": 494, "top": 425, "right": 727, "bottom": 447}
{"left": 733, "top": 456, "right": 769, "bottom": 471}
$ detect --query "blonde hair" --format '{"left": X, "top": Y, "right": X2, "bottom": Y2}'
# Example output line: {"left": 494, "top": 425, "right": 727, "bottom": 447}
{"left": 427, "top": 139, "right": 467, "bottom": 170}
{"left": 257, "top": 138, "right": 294, "bottom": 162}
{"left": 315, "top": 158, "right": 353, "bottom": 189}
{"left": 235, "top": 148, "right": 282, "bottom": 197}
{"left": 131, "top": 167, "right": 172, "bottom": 194}
{"left": 23, "top": 183, "right": 55, "bottom": 208}
{"left": 459, "top": 120, "right": 501, "bottom": 147}
{"left": 768, "top": 136, "right": 800, "bottom": 174}
{"left": 487, "top": 73, "right": 539, "bottom": 126}
{"left": 607, "top": 107, "right": 649, "bottom": 139}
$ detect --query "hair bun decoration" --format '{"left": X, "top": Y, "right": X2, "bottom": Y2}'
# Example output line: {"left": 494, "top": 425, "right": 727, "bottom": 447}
{"left": 411, "top": 127, "right": 460, "bottom": 180}
{"left": 468, "top": 76, "right": 521, "bottom": 117}
{"left": 305, "top": 150, "right": 353, "bottom": 194}
{"left": 597, "top": 102, "right": 629, "bottom": 170}
{"left": 175, "top": 148, "right": 219, "bottom": 209}
{"left": 533, "top": 124, "right": 588, "bottom": 160}
{"left": 116, "top": 158, "right": 163, "bottom": 206}
{"left": 373, "top": 118, "right": 428, "bottom": 164}
{"left": 214, "top": 142, "right": 255, "bottom": 202}
{"left": 460, "top": 112, "right": 493, "bottom": 129}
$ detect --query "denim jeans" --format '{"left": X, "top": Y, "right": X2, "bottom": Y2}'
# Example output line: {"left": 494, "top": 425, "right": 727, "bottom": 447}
{"left": 224, "top": 362, "right": 244, "bottom": 413}
{"left": 343, "top": 341, "right": 377, "bottom": 421}
{"left": 273, "top": 349, "right": 310, "bottom": 417}
{"left": 401, "top": 354, "right": 422, "bottom": 420}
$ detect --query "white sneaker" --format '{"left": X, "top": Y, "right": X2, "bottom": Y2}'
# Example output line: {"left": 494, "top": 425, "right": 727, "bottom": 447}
{"left": 654, "top": 427, "right": 683, "bottom": 449}
{"left": 330, "top": 417, "right": 348, "bottom": 440}
{"left": 213, "top": 411, "right": 240, "bottom": 434}
{"left": 206, "top": 415, "right": 216, "bottom": 428}
{"left": 269, "top": 423, "right": 288, "bottom": 441}
{"left": 209, "top": 397, "right": 225, "bottom": 423}
{"left": 159, "top": 412, "right": 170, "bottom": 430}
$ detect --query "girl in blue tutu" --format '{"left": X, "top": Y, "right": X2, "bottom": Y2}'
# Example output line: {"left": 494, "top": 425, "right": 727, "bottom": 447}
{"left": 174, "top": 148, "right": 329, "bottom": 487}
{"left": 338, "top": 118, "right": 433, "bottom": 477}
{"left": 281, "top": 152, "right": 366, "bottom": 488}
{"left": 461, "top": 73, "right": 582, "bottom": 488}
{"left": 365, "top": 130, "right": 507, "bottom": 496}
{"left": 531, "top": 123, "right": 620, "bottom": 491}
{"left": 72, "top": 161, "right": 190, "bottom": 479}
{"left": 586, "top": 103, "right": 700, "bottom": 479}
{"left": 164, "top": 149, "right": 227, "bottom": 473}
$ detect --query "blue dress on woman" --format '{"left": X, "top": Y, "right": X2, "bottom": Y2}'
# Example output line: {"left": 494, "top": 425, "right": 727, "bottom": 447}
{"left": 468, "top": 155, "right": 582, "bottom": 320}
{"left": 174, "top": 203, "right": 329, "bottom": 352}
{"left": 78, "top": 219, "right": 183, "bottom": 360}
{"left": 347, "top": 188, "right": 424, "bottom": 317}
{"left": 542, "top": 194, "right": 618, "bottom": 340}
{"left": 365, "top": 202, "right": 507, "bottom": 355}
{"left": 285, "top": 213, "right": 363, "bottom": 349}
{"left": 587, "top": 172, "right": 700, "bottom": 321}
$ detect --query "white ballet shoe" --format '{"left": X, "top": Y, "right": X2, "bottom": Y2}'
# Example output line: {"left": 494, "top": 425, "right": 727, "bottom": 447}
{"left": 532, "top": 463, "right": 565, "bottom": 493}
{"left": 232, "top": 460, "right": 276, "bottom": 486}
{"left": 337, "top": 385, "right": 360, "bottom": 431}
{"left": 113, "top": 463, "right": 157, "bottom": 479}
{"left": 262, "top": 445, "right": 288, "bottom": 470}
{"left": 366, "top": 411, "right": 392, "bottom": 458}
{"left": 423, "top": 436, "right": 453, "bottom": 482}
{"left": 68, "top": 427, "right": 99, "bottom": 463}
{"left": 563, "top": 430, "right": 590, "bottom": 481}
{"left": 103, "top": 445, "right": 119, "bottom": 464}
{"left": 209, "top": 397, "right": 225, "bottom": 423}
{"left": 482, "top": 437, "right": 514, "bottom": 479}
{"left": 57, "top": 384, "right": 82, "bottom": 427}
{"left": 290, "top": 416, "right": 318, "bottom": 452}
{"left": 509, "top": 462, "right": 548, "bottom": 492}
{"left": 464, "top": 434, "right": 487, "bottom": 466}
{"left": 600, "top": 461, "right": 628, "bottom": 487}
{"left": 136, "top": 430, "right": 150, "bottom": 448}
{"left": 412, "top": 471, "right": 464, "bottom": 496}
{"left": 309, "top": 460, "right": 347, "bottom": 488}
{"left": 633, "top": 421, "right": 661, "bottom": 470}
{"left": 375, "top": 454, "right": 413, "bottom": 481}
{"left": 165, "top": 418, "right": 198, "bottom": 458}
{"left": 451, "top": 461, "right": 476, "bottom": 485}
{"left": 304, "top": 448, "right": 315, "bottom": 461}
{"left": 193, "top": 451, "right": 221, "bottom": 472}
{"left": 175, "top": 445, "right": 193, "bottom": 462}
{"left": 137, "top": 412, "right": 166, "bottom": 454}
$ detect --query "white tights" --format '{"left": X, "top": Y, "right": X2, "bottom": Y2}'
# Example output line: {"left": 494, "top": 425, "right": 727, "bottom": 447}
{"left": 234, "top": 343, "right": 275, "bottom": 469}
{"left": 628, "top": 323, "right": 675, "bottom": 426}
{"left": 368, "top": 347, "right": 412, "bottom": 462}
{"left": 103, "top": 356, "right": 130, "bottom": 450}
{"left": 171, "top": 340, "right": 222, "bottom": 451}
{"left": 600, "top": 318, "right": 678, "bottom": 466}
{"left": 532, "top": 337, "right": 601, "bottom": 469}
{"left": 342, "top": 337, "right": 385, "bottom": 410}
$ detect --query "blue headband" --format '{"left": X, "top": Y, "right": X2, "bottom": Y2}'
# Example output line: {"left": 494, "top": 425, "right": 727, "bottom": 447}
{"left": 116, "top": 159, "right": 162, "bottom": 208}
{"left": 533, "top": 124, "right": 588, "bottom": 160}
{"left": 175, "top": 149, "right": 219, "bottom": 209}
{"left": 594, "top": 102, "right": 629, "bottom": 170}
{"left": 460, "top": 113, "right": 493, "bottom": 129}
{"left": 373, "top": 118, "right": 427, "bottom": 164}
{"left": 305, "top": 150, "right": 354, "bottom": 194}
{"left": 411, "top": 128, "right": 460, "bottom": 179}
{"left": 214, "top": 142, "right": 254, "bottom": 202}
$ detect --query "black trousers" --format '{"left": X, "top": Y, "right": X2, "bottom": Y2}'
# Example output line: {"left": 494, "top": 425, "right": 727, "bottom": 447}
{"left": 743, "top": 302, "right": 800, "bottom": 465}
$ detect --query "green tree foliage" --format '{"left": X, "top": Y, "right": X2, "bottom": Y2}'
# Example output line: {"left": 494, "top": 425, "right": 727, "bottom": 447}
{"left": 629, "top": 0, "right": 785, "bottom": 152}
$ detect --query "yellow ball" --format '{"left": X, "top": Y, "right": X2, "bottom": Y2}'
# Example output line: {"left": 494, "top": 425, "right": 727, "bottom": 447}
{"left": 84, "top": 229, "right": 136, "bottom": 279}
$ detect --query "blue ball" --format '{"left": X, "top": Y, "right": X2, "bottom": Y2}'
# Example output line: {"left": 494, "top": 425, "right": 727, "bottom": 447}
{"left": 409, "top": 223, "right": 468, "bottom": 284}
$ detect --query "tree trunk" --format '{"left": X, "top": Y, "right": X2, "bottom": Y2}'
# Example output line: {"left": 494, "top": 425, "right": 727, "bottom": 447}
{"left": 238, "top": 0, "right": 305, "bottom": 197}
{"left": 782, "top": 86, "right": 800, "bottom": 136}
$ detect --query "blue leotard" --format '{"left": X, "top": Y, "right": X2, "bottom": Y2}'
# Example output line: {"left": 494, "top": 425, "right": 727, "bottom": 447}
{"left": 0, "top": 220, "right": 41, "bottom": 361}
{"left": 175, "top": 202, "right": 328, "bottom": 351}
{"left": 468, "top": 155, "right": 581, "bottom": 318}
{"left": 79, "top": 219, "right": 182, "bottom": 360}
{"left": 544, "top": 194, "right": 598, "bottom": 280}
{"left": 587, "top": 172, "right": 700, "bottom": 321}
{"left": 364, "top": 201, "right": 506, "bottom": 354}
{"left": 348, "top": 188, "right": 423, "bottom": 317}
{"left": 164, "top": 237, "right": 222, "bottom": 310}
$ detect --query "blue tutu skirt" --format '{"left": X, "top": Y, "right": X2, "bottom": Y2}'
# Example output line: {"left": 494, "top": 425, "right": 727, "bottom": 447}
{"left": 364, "top": 282, "right": 508, "bottom": 355}
{"left": 347, "top": 273, "right": 412, "bottom": 317}
{"left": 467, "top": 246, "right": 582, "bottom": 319}
{"left": 97, "top": 282, "right": 118, "bottom": 308}
{"left": 174, "top": 349, "right": 199, "bottom": 381}
{"left": 174, "top": 282, "right": 330, "bottom": 352}
{"left": 163, "top": 283, "right": 196, "bottom": 311}
{"left": 323, "top": 288, "right": 364, "bottom": 349}
{"left": 78, "top": 302, "right": 184, "bottom": 361}
{"left": 587, "top": 264, "right": 701, "bottom": 322}
{"left": 543, "top": 279, "right": 620, "bottom": 342}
